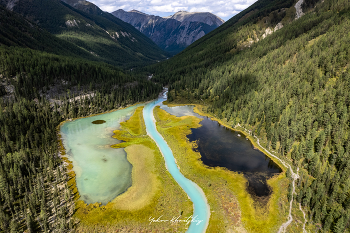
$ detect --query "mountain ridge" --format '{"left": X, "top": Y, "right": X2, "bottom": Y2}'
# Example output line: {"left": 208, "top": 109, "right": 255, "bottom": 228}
{"left": 0, "top": 0, "right": 168, "bottom": 67}
{"left": 167, "top": 11, "right": 225, "bottom": 26}
{"left": 112, "top": 9, "right": 224, "bottom": 54}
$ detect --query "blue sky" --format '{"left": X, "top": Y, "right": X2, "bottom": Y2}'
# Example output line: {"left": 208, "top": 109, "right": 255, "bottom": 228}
{"left": 89, "top": 0, "right": 258, "bottom": 21}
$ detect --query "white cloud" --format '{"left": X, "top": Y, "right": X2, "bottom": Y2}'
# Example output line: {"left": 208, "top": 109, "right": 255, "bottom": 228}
{"left": 152, "top": 5, "right": 187, "bottom": 12}
{"left": 216, "top": 10, "right": 240, "bottom": 18}
{"left": 150, "top": 0, "right": 164, "bottom": 5}
{"left": 188, "top": 6, "right": 211, "bottom": 12}
{"left": 234, "top": 4, "right": 251, "bottom": 10}
{"left": 100, "top": 4, "right": 118, "bottom": 12}
{"left": 91, "top": 0, "right": 258, "bottom": 21}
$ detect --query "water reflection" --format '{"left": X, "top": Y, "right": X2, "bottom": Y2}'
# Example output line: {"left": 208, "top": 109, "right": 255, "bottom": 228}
{"left": 161, "top": 105, "right": 282, "bottom": 201}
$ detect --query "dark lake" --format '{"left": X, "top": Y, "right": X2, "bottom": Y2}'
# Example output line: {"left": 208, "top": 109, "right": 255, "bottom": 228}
{"left": 187, "top": 117, "right": 282, "bottom": 199}
{"left": 160, "top": 105, "right": 282, "bottom": 201}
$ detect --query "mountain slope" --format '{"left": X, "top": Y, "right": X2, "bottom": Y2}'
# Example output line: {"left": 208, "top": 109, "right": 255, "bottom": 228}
{"left": 0, "top": 3, "right": 165, "bottom": 232}
{"left": 0, "top": 0, "right": 168, "bottom": 67}
{"left": 149, "top": 0, "right": 350, "bottom": 231}
{"left": 0, "top": 3, "right": 162, "bottom": 101}
{"left": 0, "top": 4, "right": 95, "bottom": 59}
{"left": 112, "top": 9, "right": 224, "bottom": 54}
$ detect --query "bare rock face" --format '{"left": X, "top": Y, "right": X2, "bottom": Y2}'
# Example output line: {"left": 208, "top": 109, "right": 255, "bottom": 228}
{"left": 295, "top": 0, "right": 305, "bottom": 19}
{"left": 65, "top": 19, "right": 79, "bottom": 27}
{"left": 113, "top": 9, "right": 167, "bottom": 32}
{"left": 112, "top": 9, "right": 225, "bottom": 54}
{"left": 0, "top": 0, "right": 21, "bottom": 11}
{"left": 168, "top": 11, "right": 225, "bottom": 27}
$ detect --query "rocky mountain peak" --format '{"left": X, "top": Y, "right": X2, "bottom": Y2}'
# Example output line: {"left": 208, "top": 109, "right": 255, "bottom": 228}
{"left": 129, "top": 9, "right": 146, "bottom": 15}
{"left": 61, "top": 0, "right": 102, "bottom": 15}
{"left": 167, "top": 11, "right": 225, "bottom": 27}
{"left": 112, "top": 9, "right": 225, "bottom": 54}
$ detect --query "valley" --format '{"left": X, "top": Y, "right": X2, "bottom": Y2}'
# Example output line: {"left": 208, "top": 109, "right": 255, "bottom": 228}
{"left": 113, "top": 10, "right": 224, "bottom": 54}
{"left": 1, "top": 0, "right": 350, "bottom": 232}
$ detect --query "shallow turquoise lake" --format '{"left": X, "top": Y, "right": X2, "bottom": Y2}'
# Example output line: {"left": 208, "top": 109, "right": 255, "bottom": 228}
{"left": 60, "top": 105, "right": 141, "bottom": 204}
{"left": 61, "top": 95, "right": 210, "bottom": 232}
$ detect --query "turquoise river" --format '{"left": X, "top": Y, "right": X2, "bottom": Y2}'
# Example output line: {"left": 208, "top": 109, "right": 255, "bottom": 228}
{"left": 143, "top": 92, "right": 210, "bottom": 233}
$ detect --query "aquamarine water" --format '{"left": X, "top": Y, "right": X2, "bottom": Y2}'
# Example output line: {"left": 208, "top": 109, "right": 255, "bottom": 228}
{"left": 144, "top": 93, "right": 210, "bottom": 233}
{"left": 60, "top": 105, "right": 141, "bottom": 204}
{"left": 60, "top": 96, "right": 210, "bottom": 232}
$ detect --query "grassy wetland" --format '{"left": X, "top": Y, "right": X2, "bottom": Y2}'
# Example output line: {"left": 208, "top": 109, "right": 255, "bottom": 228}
{"left": 154, "top": 105, "right": 291, "bottom": 232}
{"left": 62, "top": 106, "right": 195, "bottom": 232}
{"left": 59, "top": 99, "right": 293, "bottom": 232}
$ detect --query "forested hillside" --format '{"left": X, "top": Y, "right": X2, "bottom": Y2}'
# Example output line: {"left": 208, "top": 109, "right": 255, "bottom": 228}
{"left": 0, "top": 4, "right": 94, "bottom": 59}
{"left": 149, "top": 0, "right": 350, "bottom": 231}
{"left": 0, "top": 45, "right": 162, "bottom": 231}
{"left": 0, "top": 0, "right": 168, "bottom": 68}
{"left": 0, "top": 3, "right": 163, "bottom": 230}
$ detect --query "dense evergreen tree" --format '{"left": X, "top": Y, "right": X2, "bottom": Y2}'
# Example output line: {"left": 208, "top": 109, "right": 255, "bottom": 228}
{"left": 0, "top": 37, "right": 161, "bottom": 232}
{"left": 148, "top": 0, "right": 350, "bottom": 231}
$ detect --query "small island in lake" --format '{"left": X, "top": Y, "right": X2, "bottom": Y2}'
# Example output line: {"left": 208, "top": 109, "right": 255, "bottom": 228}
{"left": 92, "top": 120, "right": 106, "bottom": 124}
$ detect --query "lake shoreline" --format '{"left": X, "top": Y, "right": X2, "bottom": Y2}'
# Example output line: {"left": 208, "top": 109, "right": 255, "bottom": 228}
{"left": 56, "top": 94, "right": 290, "bottom": 232}
{"left": 55, "top": 100, "right": 149, "bottom": 203}
{"left": 164, "top": 101, "right": 287, "bottom": 172}
{"left": 160, "top": 102, "right": 290, "bottom": 232}
{"left": 154, "top": 106, "right": 249, "bottom": 232}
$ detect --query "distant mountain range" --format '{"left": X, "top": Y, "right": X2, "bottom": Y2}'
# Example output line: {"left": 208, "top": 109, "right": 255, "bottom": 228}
{"left": 112, "top": 10, "right": 225, "bottom": 54}
{"left": 0, "top": 0, "right": 168, "bottom": 67}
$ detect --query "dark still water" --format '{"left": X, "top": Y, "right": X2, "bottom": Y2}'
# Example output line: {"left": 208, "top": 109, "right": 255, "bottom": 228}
{"left": 187, "top": 117, "right": 282, "bottom": 199}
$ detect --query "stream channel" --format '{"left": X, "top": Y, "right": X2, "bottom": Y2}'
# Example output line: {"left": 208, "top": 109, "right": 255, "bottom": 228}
{"left": 60, "top": 93, "right": 282, "bottom": 233}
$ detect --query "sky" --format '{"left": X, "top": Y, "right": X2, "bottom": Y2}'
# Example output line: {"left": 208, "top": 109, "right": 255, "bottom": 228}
{"left": 88, "top": 0, "right": 258, "bottom": 21}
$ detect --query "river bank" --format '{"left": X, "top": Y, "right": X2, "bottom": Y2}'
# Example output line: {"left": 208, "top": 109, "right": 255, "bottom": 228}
{"left": 143, "top": 96, "right": 211, "bottom": 233}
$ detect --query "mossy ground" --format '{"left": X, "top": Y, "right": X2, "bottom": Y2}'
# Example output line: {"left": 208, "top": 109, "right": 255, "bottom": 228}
{"left": 155, "top": 104, "right": 291, "bottom": 232}
{"left": 60, "top": 106, "right": 194, "bottom": 232}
